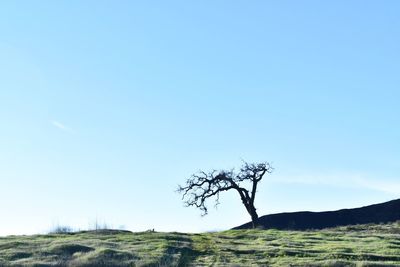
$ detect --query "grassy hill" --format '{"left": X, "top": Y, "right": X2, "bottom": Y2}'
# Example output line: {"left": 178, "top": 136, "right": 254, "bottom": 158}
{"left": 235, "top": 199, "right": 400, "bottom": 230}
{"left": 1, "top": 222, "right": 400, "bottom": 266}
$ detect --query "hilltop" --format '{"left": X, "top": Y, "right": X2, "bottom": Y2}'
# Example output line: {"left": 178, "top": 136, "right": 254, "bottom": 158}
{"left": 235, "top": 198, "right": 400, "bottom": 230}
{"left": 1, "top": 222, "right": 400, "bottom": 266}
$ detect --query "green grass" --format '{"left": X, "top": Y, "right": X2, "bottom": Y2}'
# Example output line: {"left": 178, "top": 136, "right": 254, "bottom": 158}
{"left": 1, "top": 223, "right": 400, "bottom": 266}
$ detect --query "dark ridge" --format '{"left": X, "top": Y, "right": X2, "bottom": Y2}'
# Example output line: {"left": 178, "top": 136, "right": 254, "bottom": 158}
{"left": 233, "top": 198, "right": 400, "bottom": 230}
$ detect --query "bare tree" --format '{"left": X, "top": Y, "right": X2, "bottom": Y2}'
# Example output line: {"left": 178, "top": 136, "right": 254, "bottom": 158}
{"left": 178, "top": 161, "right": 273, "bottom": 228}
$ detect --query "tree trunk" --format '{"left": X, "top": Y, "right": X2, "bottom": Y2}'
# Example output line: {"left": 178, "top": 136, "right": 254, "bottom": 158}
{"left": 238, "top": 190, "right": 259, "bottom": 229}
{"left": 249, "top": 207, "right": 259, "bottom": 229}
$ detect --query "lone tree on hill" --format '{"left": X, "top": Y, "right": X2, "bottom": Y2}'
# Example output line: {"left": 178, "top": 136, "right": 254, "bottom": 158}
{"left": 178, "top": 161, "right": 273, "bottom": 228}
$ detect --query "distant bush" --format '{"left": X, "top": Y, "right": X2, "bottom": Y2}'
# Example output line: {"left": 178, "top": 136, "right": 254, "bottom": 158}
{"left": 48, "top": 225, "right": 74, "bottom": 234}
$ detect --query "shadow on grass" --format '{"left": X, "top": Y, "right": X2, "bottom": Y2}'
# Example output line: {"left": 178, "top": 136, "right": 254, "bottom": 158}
{"left": 141, "top": 235, "right": 205, "bottom": 267}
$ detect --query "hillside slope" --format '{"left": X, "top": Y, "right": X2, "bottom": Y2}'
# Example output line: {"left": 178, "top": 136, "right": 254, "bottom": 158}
{"left": 1, "top": 223, "right": 400, "bottom": 266}
{"left": 235, "top": 198, "right": 400, "bottom": 230}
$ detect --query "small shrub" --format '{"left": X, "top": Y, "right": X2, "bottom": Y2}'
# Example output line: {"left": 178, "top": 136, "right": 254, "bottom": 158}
{"left": 48, "top": 225, "right": 74, "bottom": 234}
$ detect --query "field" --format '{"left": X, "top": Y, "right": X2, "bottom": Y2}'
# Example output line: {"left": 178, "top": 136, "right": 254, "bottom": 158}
{"left": 1, "top": 222, "right": 400, "bottom": 266}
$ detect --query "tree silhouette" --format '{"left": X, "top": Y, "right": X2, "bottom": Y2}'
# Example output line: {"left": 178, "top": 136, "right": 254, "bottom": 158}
{"left": 178, "top": 161, "right": 273, "bottom": 228}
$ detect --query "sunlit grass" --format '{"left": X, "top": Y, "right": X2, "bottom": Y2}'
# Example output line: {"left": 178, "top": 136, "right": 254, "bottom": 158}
{"left": 1, "top": 223, "right": 400, "bottom": 266}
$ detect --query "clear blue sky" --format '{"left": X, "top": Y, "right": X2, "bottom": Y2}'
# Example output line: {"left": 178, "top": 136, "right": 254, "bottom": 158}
{"left": 1, "top": 1, "right": 399, "bottom": 235}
